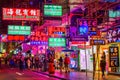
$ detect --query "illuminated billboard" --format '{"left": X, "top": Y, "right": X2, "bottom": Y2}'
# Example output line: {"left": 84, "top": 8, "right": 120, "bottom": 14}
{"left": 48, "top": 38, "right": 66, "bottom": 47}
{"left": 8, "top": 35, "right": 25, "bottom": 41}
{"left": 3, "top": 8, "right": 40, "bottom": 21}
{"left": 8, "top": 25, "right": 31, "bottom": 35}
{"left": 48, "top": 26, "right": 66, "bottom": 37}
{"left": 44, "top": 5, "right": 62, "bottom": 16}
{"left": 109, "top": 10, "right": 120, "bottom": 18}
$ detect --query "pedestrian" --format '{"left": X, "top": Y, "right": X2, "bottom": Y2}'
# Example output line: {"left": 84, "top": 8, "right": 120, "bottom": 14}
{"left": 19, "top": 56, "right": 23, "bottom": 71}
{"left": 43, "top": 57, "right": 47, "bottom": 72}
{"left": 48, "top": 55, "right": 55, "bottom": 74}
{"left": 59, "top": 56, "right": 63, "bottom": 72}
{"left": 35, "top": 56, "right": 39, "bottom": 70}
{"left": 100, "top": 56, "right": 106, "bottom": 77}
{"left": 9, "top": 58, "right": 14, "bottom": 68}
{"left": 27, "top": 58, "right": 31, "bottom": 70}
{"left": 64, "top": 54, "right": 70, "bottom": 73}
{"left": 54, "top": 59, "right": 57, "bottom": 69}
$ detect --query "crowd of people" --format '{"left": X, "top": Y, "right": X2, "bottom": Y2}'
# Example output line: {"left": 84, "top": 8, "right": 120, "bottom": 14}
{"left": 0, "top": 52, "right": 71, "bottom": 74}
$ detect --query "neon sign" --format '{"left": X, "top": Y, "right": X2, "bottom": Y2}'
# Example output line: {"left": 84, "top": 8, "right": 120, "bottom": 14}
{"left": 30, "top": 41, "right": 48, "bottom": 45}
{"left": 77, "top": 19, "right": 97, "bottom": 36}
{"left": 8, "top": 25, "right": 31, "bottom": 35}
{"left": 48, "top": 38, "right": 66, "bottom": 47}
{"left": 79, "top": 25, "right": 88, "bottom": 35}
{"left": 90, "top": 39, "right": 105, "bottom": 45}
{"left": 44, "top": 5, "right": 62, "bottom": 16}
{"left": 30, "top": 29, "right": 48, "bottom": 41}
{"left": 8, "top": 35, "right": 25, "bottom": 41}
{"left": 3, "top": 8, "right": 40, "bottom": 21}
{"left": 109, "top": 10, "right": 120, "bottom": 18}
{"left": 48, "top": 27, "right": 66, "bottom": 37}
{"left": 107, "top": 27, "right": 120, "bottom": 43}
{"left": 103, "top": 0, "right": 117, "bottom": 2}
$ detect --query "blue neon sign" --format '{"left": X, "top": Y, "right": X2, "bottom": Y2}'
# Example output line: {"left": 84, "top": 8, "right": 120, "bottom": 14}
{"left": 79, "top": 24, "right": 88, "bottom": 35}
{"left": 103, "top": 0, "right": 117, "bottom": 2}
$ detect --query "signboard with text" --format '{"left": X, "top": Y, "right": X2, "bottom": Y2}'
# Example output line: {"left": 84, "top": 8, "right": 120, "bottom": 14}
{"left": 68, "top": 18, "right": 91, "bottom": 41}
{"left": 48, "top": 26, "right": 66, "bottom": 37}
{"left": 102, "top": 0, "right": 117, "bottom": 2}
{"left": 90, "top": 39, "right": 105, "bottom": 45}
{"left": 77, "top": 19, "right": 97, "bottom": 36}
{"left": 109, "top": 10, "right": 120, "bottom": 18}
{"left": 109, "top": 46, "right": 119, "bottom": 67}
{"left": 48, "top": 38, "right": 66, "bottom": 47}
{"left": 107, "top": 26, "right": 120, "bottom": 43}
{"left": 44, "top": 5, "right": 62, "bottom": 17}
{"left": 8, "top": 25, "right": 31, "bottom": 35}
{"left": 30, "top": 28, "right": 48, "bottom": 42}
{"left": 8, "top": 35, "right": 25, "bottom": 41}
{"left": 3, "top": 8, "right": 40, "bottom": 21}
{"left": 30, "top": 28, "right": 48, "bottom": 45}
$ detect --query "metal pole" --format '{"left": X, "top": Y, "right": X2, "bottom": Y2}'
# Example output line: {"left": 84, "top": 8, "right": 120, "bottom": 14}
{"left": 92, "top": 44, "right": 95, "bottom": 80}
{"left": 84, "top": 41, "right": 88, "bottom": 79}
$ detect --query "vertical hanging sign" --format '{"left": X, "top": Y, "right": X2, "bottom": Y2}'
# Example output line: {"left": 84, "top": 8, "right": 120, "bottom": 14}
{"left": 109, "top": 46, "right": 119, "bottom": 72}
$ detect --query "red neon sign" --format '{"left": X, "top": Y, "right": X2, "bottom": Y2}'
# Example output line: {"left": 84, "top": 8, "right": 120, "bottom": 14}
{"left": 8, "top": 35, "right": 25, "bottom": 41}
{"left": 48, "top": 27, "right": 66, "bottom": 37}
{"left": 3, "top": 8, "right": 40, "bottom": 21}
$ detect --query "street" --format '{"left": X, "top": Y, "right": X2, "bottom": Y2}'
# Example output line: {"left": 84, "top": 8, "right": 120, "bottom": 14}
{"left": 0, "top": 65, "right": 59, "bottom": 80}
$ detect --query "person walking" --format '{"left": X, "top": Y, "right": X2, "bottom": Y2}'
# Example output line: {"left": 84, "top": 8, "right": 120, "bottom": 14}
{"left": 64, "top": 54, "right": 70, "bottom": 73}
{"left": 48, "top": 55, "right": 55, "bottom": 74}
{"left": 19, "top": 56, "right": 23, "bottom": 71}
{"left": 27, "top": 58, "right": 31, "bottom": 70}
{"left": 59, "top": 56, "right": 63, "bottom": 72}
{"left": 35, "top": 56, "right": 39, "bottom": 70}
{"left": 43, "top": 57, "right": 47, "bottom": 72}
{"left": 100, "top": 56, "right": 106, "bottom": 77}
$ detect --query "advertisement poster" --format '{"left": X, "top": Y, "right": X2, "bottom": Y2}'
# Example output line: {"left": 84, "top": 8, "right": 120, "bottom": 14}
{"left": 109, "top": 46, "right": 119, "bottom": 67}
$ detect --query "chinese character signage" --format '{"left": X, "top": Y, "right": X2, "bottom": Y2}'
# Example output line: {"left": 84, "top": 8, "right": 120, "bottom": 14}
{"left": 109, "top": 10, "right": 120, "bottom": 18}
{"left": 8, "top": 25, "right": 31, "bottom": 35}
{"left": 8, "top": 35, "right": 25, "bottom": 41}
{"left": 48, "top": 26, "right": 66, "bottom": 37}
{"left": 109, "top": 46, "right": 119, "bottom": 67}
{"left": 3, "top": 8, "right": 40, "bottom": 21}
{"left": 30, "top": 29, "right": 48, "bottom": 42}
{"left": 44, "top": 5, "right": 62, "bottom": 16}
{"left": 48, "top": 38, "right": 66, "bottom": 47}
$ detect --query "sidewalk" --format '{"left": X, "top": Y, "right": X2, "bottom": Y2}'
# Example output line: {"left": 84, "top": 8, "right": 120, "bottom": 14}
{"left": 33, "top": 70, "right": 93, "bottom": 80}
{"left": 33, "top": 70, "right": 120, "bottom": 80}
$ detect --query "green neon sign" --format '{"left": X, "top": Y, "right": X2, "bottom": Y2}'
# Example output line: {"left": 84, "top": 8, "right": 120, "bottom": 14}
{"left": 109, "top": 10, "right": 120, "bottom": 18}
{"left": 44, "top": 5, "right": 62, "bottom": 16}
{"left": 8, "top": 25, "right": 31, "bottom": 35}
{"left": 49, "top": 38, "right": 66, "bottom": 47}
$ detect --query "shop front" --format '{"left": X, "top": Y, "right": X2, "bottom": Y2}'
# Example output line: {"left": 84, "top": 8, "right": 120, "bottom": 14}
{"left": 96, "top": 42, "right": 120, "bottom": 74}
{"left": 79, "top": 45, "right": 94, "bottom": 72}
